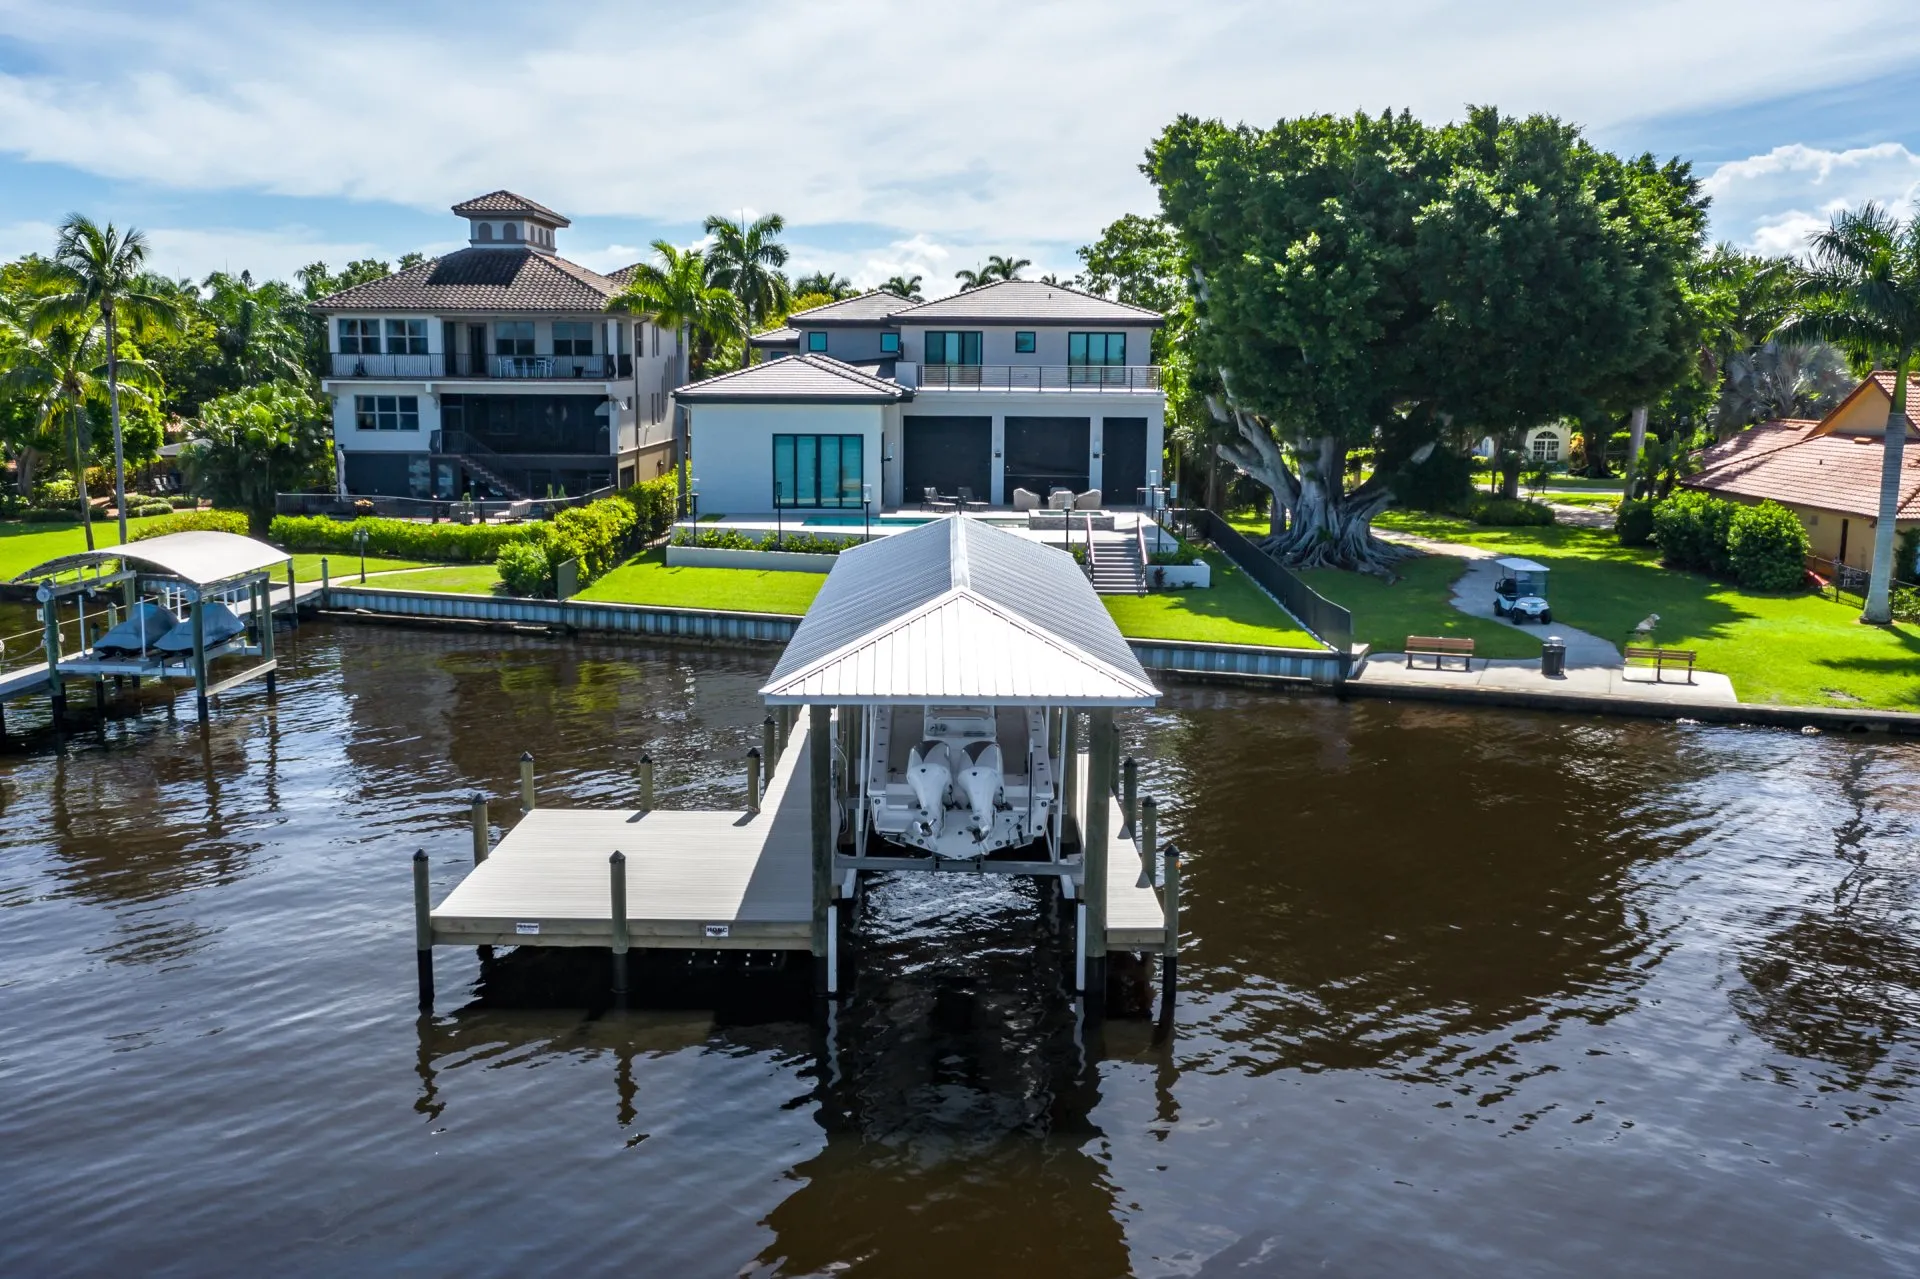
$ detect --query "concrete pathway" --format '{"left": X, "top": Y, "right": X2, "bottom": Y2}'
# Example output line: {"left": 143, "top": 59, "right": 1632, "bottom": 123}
{"left": 1352, "top": 653, "right": 1737, "bottom": 705}
{"left": 1377, "top": 531, "right": 1622, "bottom": 668}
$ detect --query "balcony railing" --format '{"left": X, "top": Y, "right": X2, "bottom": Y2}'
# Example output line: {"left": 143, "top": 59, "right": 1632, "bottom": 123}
{"left": 900, "top": 362, "right": 1161, "bottom": 392}
{"left": 330, "top": 352, "right": 632, "bottom": 380}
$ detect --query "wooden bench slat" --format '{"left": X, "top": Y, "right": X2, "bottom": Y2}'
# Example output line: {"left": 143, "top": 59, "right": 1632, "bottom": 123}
{"left": 1405, "top": 635, "right": 1474, "bottom": 671}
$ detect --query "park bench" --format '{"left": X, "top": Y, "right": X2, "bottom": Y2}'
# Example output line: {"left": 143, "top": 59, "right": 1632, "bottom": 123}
{"left": 1406, "top": 635, "right": 1475, "bottom": 671}
{"left": 1624, "top": 645, "right": 1697, "bottom": 684}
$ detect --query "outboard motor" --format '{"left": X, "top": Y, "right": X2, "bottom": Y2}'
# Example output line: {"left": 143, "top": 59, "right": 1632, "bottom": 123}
{"left": 955, "top": 740, "right": 1004, "bottom": 840}
{"left": 906, "top": 739, "right": 953, "bottom": 837}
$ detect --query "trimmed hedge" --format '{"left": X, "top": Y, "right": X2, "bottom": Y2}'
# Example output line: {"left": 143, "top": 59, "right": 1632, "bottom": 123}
{"left": 1467, "top": 495, "right": 1555, "bottom": 526}
{"left": 627, "top": 472, "right": 681, "bottom": 543}
{"left": 131, "top": 509, "right": 250, "bottom": 539}
{"left": 1727, "top": 499, "right": 1811, "bottom": 591}
{"left": 270, "top": 514, "right": 537, "bottom": 562}
{"left": 1614, "top": 497, "right": 1655, "bottom": 546}
{"left": 1651, "top": 491, "right": 1737, "bottom": 576}
{"left": 495, "top": 539, "right": 553, "bottom": 596}
{"left": 668, "top": 527, "right": 850, "bottom": 555}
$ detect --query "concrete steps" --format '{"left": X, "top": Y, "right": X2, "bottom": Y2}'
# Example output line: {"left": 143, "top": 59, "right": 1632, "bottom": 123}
{"left": 1088, "top": 537, "right": 1146, "bottom": 595}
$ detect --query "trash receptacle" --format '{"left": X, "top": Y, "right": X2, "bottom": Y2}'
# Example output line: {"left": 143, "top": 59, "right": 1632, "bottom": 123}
{"left": 1540, "top": 635, "right": 1567, "bottom": 678}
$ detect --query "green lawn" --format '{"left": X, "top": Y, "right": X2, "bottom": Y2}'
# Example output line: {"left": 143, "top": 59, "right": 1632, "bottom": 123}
{"left": 1540, "top": 492, "right": 1620, "bottom": 510}
{"left": 1102, "top": 550, "right": 1319, "bottom": 648}
{"left": 363, "top": 563, "right": 511, "bottom": 596}
{"left": 1356, "top": 511, "right": 1920, "bottom": 709}
{"left": 0, "top": 514, "right": 176, "bottom": 580}
{"left": 291, "top": 553, "right": 434, "bottom": 582}
{"left": 1300, "top": 554, "right": 1542, "bottom": 659}
{"left": 577, "top": 550, "right": 825, "bottom": 613}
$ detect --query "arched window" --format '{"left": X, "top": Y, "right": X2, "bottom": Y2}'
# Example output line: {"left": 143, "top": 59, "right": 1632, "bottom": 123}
{"left": 503, "top": 223, "right": 519, "bottom": 241}
{"left": 476, "top": 222, "right": 493, "bottom": 242}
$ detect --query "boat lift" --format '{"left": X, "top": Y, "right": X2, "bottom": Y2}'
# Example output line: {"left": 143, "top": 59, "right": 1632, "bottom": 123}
{"left": 11, "top": 530, "right": 294, "bottom": 724}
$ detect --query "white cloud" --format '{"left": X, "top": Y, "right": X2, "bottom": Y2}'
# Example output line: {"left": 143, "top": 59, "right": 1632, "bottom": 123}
{"left": 0, "top": 220, "right": 59, "bottom": 263}
{"left": 1703, "top": 142, "right": 1920, "bottom": 255}
{"left": 140, "top": 226, "right": 393, "bottom": 283}
{"left": 3, "top": 0, "right": 1920, "bottom": 256}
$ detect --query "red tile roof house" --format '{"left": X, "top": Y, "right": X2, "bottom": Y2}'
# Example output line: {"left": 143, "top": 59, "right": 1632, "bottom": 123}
{"left": 310, "top": 191, "right": 681, "bottom": 500}
{"left": 1685, "top": 372, "right": 1920, "bottom": 577}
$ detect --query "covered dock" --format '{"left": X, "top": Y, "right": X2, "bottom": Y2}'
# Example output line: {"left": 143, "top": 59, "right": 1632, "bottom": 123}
{"left": 414, "top": 516, "right": 1181, "bottom": 1018}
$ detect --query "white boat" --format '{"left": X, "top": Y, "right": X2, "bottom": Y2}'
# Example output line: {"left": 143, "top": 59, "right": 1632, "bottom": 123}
{"left": 867, "top": 706, "right": 1053, "bottom": 857}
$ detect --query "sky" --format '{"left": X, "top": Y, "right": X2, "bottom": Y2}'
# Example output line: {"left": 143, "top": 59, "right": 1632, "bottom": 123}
{"left": 2, "top": 0, "right": 1919, "bottom": 295}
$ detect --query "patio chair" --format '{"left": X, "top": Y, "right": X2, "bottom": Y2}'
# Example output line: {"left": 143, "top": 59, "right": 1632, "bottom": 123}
{"left": 956, "top": 486, "right": 990, "bottom": 513}
{"left": 1074, "top": 489, "right": 1103, "bottom": 510}
{"left": 1012, "top": 487, "right": 1041, "bottom": 512}
{"left": 1047, "top": 489, "right": 1075, "bottom": 511}
{"left": 922, "top": 486, "right": 957, "bottom": 514}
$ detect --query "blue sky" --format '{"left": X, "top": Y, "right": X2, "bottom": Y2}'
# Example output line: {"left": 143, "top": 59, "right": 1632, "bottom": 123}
{"left": 3, "top": 0, "right": 1919, "bottom": 294}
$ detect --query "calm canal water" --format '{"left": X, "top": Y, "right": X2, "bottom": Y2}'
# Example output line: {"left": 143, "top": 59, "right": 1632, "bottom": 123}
{"left": 1, "top": 624, "right": 1917, "bottom": 1276}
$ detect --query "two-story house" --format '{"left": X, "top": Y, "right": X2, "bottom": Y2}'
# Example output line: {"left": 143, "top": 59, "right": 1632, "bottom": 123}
{"left": 313, "top": 191, "right": 680, "bottom": 500}
{"left": 680, "top": 281, "right": 1164, "bottom": 513}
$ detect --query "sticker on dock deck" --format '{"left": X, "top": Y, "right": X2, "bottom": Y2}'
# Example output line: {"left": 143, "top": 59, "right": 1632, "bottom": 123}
{"left": 704, "top": 924, "right": 730, "bottom": 939}
{"left": 515, "top": 921, "right": 540, "bottom": 935}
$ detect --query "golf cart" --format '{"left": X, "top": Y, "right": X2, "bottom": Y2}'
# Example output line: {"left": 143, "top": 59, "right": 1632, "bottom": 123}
{"left": 1493, "top": 556, "right": 1552, "bottom": 625}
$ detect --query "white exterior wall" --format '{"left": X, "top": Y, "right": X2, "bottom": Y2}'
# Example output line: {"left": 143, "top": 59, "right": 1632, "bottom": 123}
{"left": 330, "top": 385, "right": 443, "bottom": 452}
{"left": 688, "top": 402, "right": 886, "bottom": 516}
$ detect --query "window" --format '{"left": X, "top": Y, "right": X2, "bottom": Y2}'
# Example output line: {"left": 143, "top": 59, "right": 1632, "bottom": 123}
{"left": 652, "top": 323, "right": 660, "bottom": 358}
{"left": 553, "top": 322, "right": 596, "bottom": 356}
{"left": 338, "top": 318, "right": 380, "bottom": 354}
{"left": 924, "top": 331, "right": 983, "bottom": 365}
{"left": 773, "top": 434, "right": 864, "bottom": 508}
{"left": 354, "top": 394, "right": 420, "bottom": 431}
{"left": 476, "top": 223, "right": 493, "bottom": 242}
{"left": 1068, "top": 332, "right": 1126, "bottom": 365}
{"left": 1014, "top": 331, "right": 1036, "bottom": 354}
{"left": 806, "top": 331, "right": 829, "bottom": 353}
{"left": 1531, "top": 433, "right": 1560, "bottom": 462}
{"left": 503, "top": 223, "right": 520, "bottom": 241}
{"left": 879, "top": 331, "right": 900, "bottom": 355}
{"left": 495, "top": 322, "right": 535, "bottom": 357}
{"left": 384, "top": 319, "right": 427, "bottom": 355}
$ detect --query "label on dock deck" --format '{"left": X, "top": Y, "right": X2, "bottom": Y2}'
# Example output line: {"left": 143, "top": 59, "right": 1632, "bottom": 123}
{"left": 515, "top": 921, "right": 540, "bottom": 935}
{"left": 704, "top": 924, "right": 730, "bottom": 939}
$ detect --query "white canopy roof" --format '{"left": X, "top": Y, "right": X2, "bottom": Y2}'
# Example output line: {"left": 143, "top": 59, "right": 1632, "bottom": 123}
{"left": 760, "top": 517, "right": 1159, "bottom": 707}
{"left": 13, "top": 530, "right": 291, "bottom": 587}
{"left": 1495, "top": 556, "right": 1549, "bottom": 573}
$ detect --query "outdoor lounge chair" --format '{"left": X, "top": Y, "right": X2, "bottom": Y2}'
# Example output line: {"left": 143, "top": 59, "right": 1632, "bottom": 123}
{"left": 1012, "top": 488, "right": 1041, "bottom": 512}
{"left": 956, "top": 486, "right": 990, "bottom": 513}
{"left": 1074, "top": 489, "right": 1103, "bottom": 510}
{"left": 1047, "top": 489, "right": 1075, "bottom": 511}
{"left": 922, "top": 487, "right": 957, "bottom": 513}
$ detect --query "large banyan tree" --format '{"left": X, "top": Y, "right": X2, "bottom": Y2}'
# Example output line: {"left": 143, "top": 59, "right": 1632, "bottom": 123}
{"left": 1148, "top": 106, "right": 1706, "bottom": 571}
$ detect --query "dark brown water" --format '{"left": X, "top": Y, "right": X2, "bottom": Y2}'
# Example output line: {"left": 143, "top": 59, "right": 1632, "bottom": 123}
{"left": 2, "top": 625, "right": 1918, "bottom": 1277}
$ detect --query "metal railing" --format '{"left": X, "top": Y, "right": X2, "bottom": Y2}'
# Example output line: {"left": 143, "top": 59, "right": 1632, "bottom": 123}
{"left": 1163, "top": 507, "right": 1354, "bottom": 654}
{"left": 329, "top": 352, "right": 633, "bottom": 380}
{"left": 903, "top": 363, "right": 1161, "bottom": 392}
{"left": 1806, "top": 556, "right": 1918, "bottom": 609}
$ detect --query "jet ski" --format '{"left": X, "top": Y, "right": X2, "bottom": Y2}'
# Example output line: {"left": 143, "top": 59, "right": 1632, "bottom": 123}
{"left": 152, "top": 601, "right": 247, "bottom": 653}
{"left": 91, "top": 602, "right": 178, "bottom": 655}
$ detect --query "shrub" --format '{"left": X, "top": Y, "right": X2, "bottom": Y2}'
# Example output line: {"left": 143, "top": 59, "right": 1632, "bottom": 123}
{"left": 1651, "top": 490, "right": 1736, "bottom": 575}
{"left": 1892, "top": 585, "right": 1920, "bottom": 622}
{"left": 1148, "top": 535, "right": 1200, "bottom": 566}
{"left": 495, "top": 538, "right": 555, "bottom": 597}
{"left": 129, "top": 500, "right": 174, "bottom": 519}
{"left": 32, "top": 478, "right": 77, "bottom": 508}
{"left": 1614, "top": 497, "right": 1656, "bottom": 546}
{"left": 1897, "top": 526, "right": 1920, "bottom": 581}
{"left": 0, "top": 493, "right": 27, "bottom": 519}
{"left": 270, "top": 514, "right": 539, "bottom": 562}
{"left": 1390, "top": 445, "right": 1475, "bottom": 513}
{"left": 768, "top": 532, "right": 850, "bottom": 555}
{"left": 131, "top": 509, "right": 250, "bottom": 540}
{"left": 624, "top": 472, "right": 682, "bottom": 543}
{"left": 1466, "top": 495, "right": 1555, "bottom": 526}
{"left": 672, "top": 527, "right": 757, "bottom": 550}
{"left": 168, "top": 495, "right": 201, "bottom": 510}
{"left": 24, "top": 507, "right": 75, "bottom": 523}
{"left": 1726, "top": 500, "right": 1810, "bottom": 591}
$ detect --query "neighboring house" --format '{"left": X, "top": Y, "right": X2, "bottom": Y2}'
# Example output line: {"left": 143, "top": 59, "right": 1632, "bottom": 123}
{"left": 312, "top": 191, "right": 680, "bottom": 500}
{"left": 687, "top": 280, "right": 1165, "bottom": 514}
{"left": 1686, "top": 371, "right": 1920, "bottom": 573}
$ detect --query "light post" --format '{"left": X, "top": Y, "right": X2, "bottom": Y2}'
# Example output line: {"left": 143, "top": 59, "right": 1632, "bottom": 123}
{"left": 775, "top": 481, "right": 784, "bottom": 549}
{"left": 862, "top": 484, "right": 873, "bottom": 543}
{"left": 352, "top": 524, "right": 369, "bottom": 583}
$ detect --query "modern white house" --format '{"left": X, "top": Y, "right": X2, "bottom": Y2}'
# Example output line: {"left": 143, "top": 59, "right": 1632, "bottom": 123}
{"left": 682, "top": 281, "right": 1166, "bottom": 514}
{"left": 312, "top": 191, "right": 680, "bottom": 499}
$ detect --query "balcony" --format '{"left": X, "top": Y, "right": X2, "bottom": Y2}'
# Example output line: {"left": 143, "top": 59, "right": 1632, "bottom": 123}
{"left": 898, "top": 363, "right": 1161, "bottom": 392}
{"left": 329, "top": 352, "right": 633, "bottom": 380}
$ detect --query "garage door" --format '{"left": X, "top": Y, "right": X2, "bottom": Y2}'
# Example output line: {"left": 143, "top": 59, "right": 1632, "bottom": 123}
{"left": 344, "top": 452, "right": 420, "bottom": 497}
{"left": 1004, "top": 417, "right": 1090, "bottom": 499}
{"left": 1101, "top": 417, "right": 1148, "bottom": 505}
{"left": 903, "top": 416, "right": 992, "bottom": 501}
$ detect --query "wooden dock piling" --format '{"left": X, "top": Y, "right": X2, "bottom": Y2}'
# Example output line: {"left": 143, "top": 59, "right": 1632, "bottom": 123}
{"left": 1062, "top": 712, "right": 1080, "bottom": 834}
{"left": 747, "top": 746, "right": 762, "bottom": 812}
{"left": 285, "top": 561, "right": 298, "bottom": 630}
{"left": 519, "top": 751, "right": 536, "bottom": 812}
{"left": 1082, "top": 707, "right": 1114, "bottom": 1015}
{"left": 638, "top": 751, "right": 654, "bottom": 811}
{"left": 190, "top": 595, "right": 210, "bottom": 723}
{"left": 609, "top": 851, "right": 630, "bottom": 998}
{"left": 412, "top": 849, "right": 433, "bottom": 1010}
{"left": 1160, "top": 842, "right": 1181, "bottom": 1018}
{"left": 809, "top": 704, "right": 835, "bottom": 994}
{"left": 762, "top": 714, "right": 777, "bottom": 767}
{"left": 470, "top": 794, "right": 489, "bottom": 863}
{"left": 1122, "top": 756, "right": 1138, "bottom": 836}
{"left": 1136, "top": 795, "right": 1157, "bottom": 888}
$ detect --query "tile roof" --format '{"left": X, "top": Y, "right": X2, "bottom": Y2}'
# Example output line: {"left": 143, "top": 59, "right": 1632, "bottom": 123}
{"left": 604, "top": 263, "right": 642, "bottom": 289}
{"left": 1863, "top": 371, "right": 1920, "bottom": 432}
{"left": 893, "top": 279, "right": 1163, "bottom": 326}
{"left": 788, "top": 290, "right": 916, "bottom": 325}
{"left": 749, "top": 326, "right": 801, "bottom": 347}
{"left": 450, "top": 190, "right": 571, "bottom": 226}
{"left": 675, "top": 352, "right": 909, "bottom": 403}
{"left": 1688, "top": 420, "right": 1920, "bottom": 519}
{"left": 311, "top": 247, "right": 620, "bottom": 313}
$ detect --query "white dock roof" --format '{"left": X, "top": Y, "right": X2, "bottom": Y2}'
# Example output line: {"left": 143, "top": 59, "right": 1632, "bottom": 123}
{"left": 13, "top": 530, "right": 290, "bottom": 587}
{"left": 760, "top": 516, "right": 1159, "bottom": 707}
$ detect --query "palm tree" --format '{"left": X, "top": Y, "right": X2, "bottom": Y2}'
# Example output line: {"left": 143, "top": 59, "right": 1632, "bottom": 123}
{"left": 954, "top": 265, "right": 991, "bottom": 291}
{"left": 985, "top": 254, "right": 1031, "bottom": 282}
{"left": 793, "top": 271, "right": 856, "bottom": 301}
{"left": 1714, "top": 339, "right": 1854, "bottom": 436}
{"left": 39, "top": 215, "right": 181, "bottom": 544}
{"left": 202, "top": 270, "right": 303, "bottom": 387}
{"left": 608, "top": 240, "right": 741, "bottom": 513}
{"left": 5, "top": 318, "right": 158, "bottom": 550}
{"left": 1779, "top": 203, "right": 1920, "bottom": 623}
{"left": 703, "top": 213, "right": 791, "bottom": 367}
{"left": 881, "top": 274, "right": 924, "bottom": 301}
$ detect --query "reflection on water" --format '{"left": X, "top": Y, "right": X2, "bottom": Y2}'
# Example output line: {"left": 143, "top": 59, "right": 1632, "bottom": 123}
{"left": 2, "top": 623, "right": 1918, "bottom": 1276}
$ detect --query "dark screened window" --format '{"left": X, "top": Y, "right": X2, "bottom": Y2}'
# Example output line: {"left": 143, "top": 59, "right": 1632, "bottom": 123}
{"left": 924, "top": 331, "right": 982, "bottom": 365}
{"left": 383, "top": 319, "right": 427, "bottom": 355}
{"left": 807, "top": 331, "right": 829, "bottom": 353}
{"left": 1068, "top": 332, "right": 1125, "bottom": 365}
{"left": 773, "top": 434, "right": 864, "bottom": 509}
{"left": 338, "top": 318, "right": 380, "bottom": 354}
{"left": 1014, "top": 331, "right": 1036, "bottom": 354}
{"left": 553, "top": 322, "right": 596, "bottom": 355}
{"left": 354, "top": 394, "right": 419, "bottom": 431}
{"left": 495, "top": 321, "right": 535, "bottom": 357}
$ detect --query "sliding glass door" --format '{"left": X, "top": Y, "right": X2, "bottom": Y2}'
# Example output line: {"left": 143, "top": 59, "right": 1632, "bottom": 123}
{"left": 773, "top": 433, "right": 865, "bottom": 508}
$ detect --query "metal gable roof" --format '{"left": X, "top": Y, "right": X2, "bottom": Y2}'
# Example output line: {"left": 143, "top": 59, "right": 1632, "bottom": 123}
{"left": 760, "top": 517, "right": 1159, "bottom": 706}
{"left": 13, "top": 531, "right": 291, "bottom": 587}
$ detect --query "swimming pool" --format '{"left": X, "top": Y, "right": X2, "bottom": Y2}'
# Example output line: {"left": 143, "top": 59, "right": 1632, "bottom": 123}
{"left": 801, "top": 514, "right": 936, "bottom": 527}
